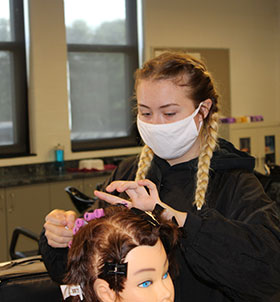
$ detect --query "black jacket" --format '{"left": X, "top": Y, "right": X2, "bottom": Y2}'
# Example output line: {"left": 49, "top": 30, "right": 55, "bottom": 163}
{"left": 39, "top": 139, "right": 280, "bottom": 301}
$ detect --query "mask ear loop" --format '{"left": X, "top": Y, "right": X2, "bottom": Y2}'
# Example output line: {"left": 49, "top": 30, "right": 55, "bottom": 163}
{"left": 197, "top": 99, "right": 214, "bottom": 134}
{"left": 194, "top": 102, "right": 203, "bottom": 116}
{"left": 197, "top": 100, "right": 213, "bottom": 121}
{"left": 193, "top": 103, "right": 203, "bottom": 134}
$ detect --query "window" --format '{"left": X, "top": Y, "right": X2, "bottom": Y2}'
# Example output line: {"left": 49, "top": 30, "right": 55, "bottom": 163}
{"left": 64, "top": 0, "right": 139, "bottom": 151}
{"left": 0, "top": 0, "right": 29, "bottom": 157}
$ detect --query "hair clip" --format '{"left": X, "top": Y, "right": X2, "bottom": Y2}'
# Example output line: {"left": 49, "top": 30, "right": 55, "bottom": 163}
{"left": 60, "top": 284, "right": 83, "bottom": 301}
{"left": 100, "top": 262, "right": 128, "bottom": 278}
{"left": 130, "top": 207, "right": 160, "bottom": 227}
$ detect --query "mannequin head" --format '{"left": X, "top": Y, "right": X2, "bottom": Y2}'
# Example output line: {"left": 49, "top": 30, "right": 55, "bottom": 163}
{"left": 63, "top": 206, "right": 178, "bottom": 302}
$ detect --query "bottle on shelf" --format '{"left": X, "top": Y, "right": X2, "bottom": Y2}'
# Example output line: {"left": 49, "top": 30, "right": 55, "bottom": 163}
{"left": 55, "top": 144, "right": 64, "bottom": 173}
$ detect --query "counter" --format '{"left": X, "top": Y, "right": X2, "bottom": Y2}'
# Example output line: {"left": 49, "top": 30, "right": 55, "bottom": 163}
{"left": 0, "top": 158, "right": 123, "bottom": 188}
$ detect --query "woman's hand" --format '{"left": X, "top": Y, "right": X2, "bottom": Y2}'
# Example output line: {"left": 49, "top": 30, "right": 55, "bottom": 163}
{"left": 94, "top": 179, "right": 160, "bottom": 211}
{"left": 44, "top": 209, "right": 77, "bottom": 248}
{"left": 138, "top": 179, "right": 188, "bottom": 226}
{"left": 94, "top": 179, "right": 188, "bottom": 227}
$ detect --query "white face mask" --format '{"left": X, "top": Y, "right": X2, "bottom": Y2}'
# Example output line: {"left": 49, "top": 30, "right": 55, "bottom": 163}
{"left": 137, "top": 104, "right": 202, "bottom": 160}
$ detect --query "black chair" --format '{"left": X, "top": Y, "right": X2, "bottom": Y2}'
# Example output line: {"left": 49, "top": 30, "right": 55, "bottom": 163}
{"left": 9, "top": 227, "right": 40, "bottom": 260}
{"left": 64, "top": 186, "right": 97, "bottom": 213}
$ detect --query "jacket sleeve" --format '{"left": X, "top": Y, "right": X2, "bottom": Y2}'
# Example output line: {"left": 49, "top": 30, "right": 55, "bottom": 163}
{"left": 180, "top": 171, "right": 280, "bottom": 300}
{"left": 39, "top": 229, "right": 68, "bottom": 284}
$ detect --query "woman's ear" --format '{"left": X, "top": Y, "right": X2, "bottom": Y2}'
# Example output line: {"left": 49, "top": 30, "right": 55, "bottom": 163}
{"left": 94, "top": 278, "right": 117, "bottom": 302}
{"left": 200, "top": 99, "right": 212, "bottom": 119}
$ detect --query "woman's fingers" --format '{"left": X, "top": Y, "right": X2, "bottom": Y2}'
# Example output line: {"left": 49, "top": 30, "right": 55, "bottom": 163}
{"left": 45, "top": 225, "right": 73, "bottom": 247}
{"left": 94, "top": 190, "right": 132, "bottom": 207}
{"left": 137, "top": 179, "right": 160, "bottom": 200}
{"left": 106, "top": 180, "right": 152, "bottom": 198}
{"left": 124, "top": 188, "right": 140, "bottom": 200}
{"left": 106, "top": 180, "right": 138, "bottom": 193}
{"left": 101, "top": 179, "right": 161, "bottom": 212}
{"left": 137, "top": 178, "right": 156, "bottom": 190}
{"left": 106, "top": 180, "right": 149, "bottom": 201}
{"left": 44, "top": 210, "right": 75, "bottom": 248}
{"left": 45, "top": 209, "right": 68, "bottom": 225}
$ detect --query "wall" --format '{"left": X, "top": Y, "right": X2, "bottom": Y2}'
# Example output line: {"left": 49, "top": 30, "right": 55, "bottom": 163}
{"left": 277, "top": 0, "right": 280, "bottom": 122}
{"left": 143, "top": 0, "right": 280, "bottom": 121}
{"left": 1, "top": 0, "right": 279, "bottom": 167}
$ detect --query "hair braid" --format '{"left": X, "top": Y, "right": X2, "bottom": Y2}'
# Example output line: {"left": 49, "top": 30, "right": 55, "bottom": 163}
{"left": 135, "top": 145, "right": 154, "bottom": 181}
{"left": 194, "top": 112, "right": 219, "bottom": 210}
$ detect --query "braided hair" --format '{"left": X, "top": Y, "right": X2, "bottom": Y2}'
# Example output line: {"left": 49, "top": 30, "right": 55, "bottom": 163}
{"left": 134, "top": 51, "right": 219, "bottom": 210}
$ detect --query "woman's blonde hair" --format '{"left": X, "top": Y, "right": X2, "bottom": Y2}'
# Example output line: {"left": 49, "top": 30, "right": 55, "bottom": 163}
{"left": 134, "top": 51, "right": 219, "bottom": 210}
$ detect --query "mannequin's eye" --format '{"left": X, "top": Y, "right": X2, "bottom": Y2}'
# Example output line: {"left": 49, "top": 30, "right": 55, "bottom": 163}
{"left": 162, "top": 271, "right": 169, "bottom": 279}
{"left": 138, "top": 280, "right": 152, "bottom": 288}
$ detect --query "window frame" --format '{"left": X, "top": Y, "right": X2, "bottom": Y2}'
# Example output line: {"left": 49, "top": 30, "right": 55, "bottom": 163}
{"left": 0, "top": 0, "right": 29, "bottom": 157}
{"left": 66, "top": 0, "right": 140, "bottom": 152}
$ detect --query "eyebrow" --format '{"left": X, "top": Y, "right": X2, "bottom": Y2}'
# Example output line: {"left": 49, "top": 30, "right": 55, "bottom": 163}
{"left": 138, "top": 103, "right": 180, "bottom": 109}
{"left": 133, "top": 257, "right": 169, "bottom": 276}
{"left": 134, "top": 268, "right": 156, "bottom": 275}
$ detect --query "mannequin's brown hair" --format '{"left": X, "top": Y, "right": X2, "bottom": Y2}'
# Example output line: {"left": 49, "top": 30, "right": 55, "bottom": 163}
{"left": 64, "top": 206, "right": 178, "bottom": 302}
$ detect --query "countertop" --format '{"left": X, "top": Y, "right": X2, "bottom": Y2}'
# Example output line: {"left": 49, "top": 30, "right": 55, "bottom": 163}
{"left": 0, "top": 159, "right": 120, "bottom": 188}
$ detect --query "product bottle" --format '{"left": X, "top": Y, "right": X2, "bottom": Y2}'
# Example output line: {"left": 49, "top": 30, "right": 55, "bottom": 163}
{"left": 55, "top": 144, "right": 64, "bottom": 173}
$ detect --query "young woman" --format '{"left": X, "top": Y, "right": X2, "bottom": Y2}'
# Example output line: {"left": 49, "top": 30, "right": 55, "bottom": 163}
{"left": 61, "top": 205, "right": 178, "bottom": 302}
{"left": 40, "top": 52, "right": 280, "bottom": 301}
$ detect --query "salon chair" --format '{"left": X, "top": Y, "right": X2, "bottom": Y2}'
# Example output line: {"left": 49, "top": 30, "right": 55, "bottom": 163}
{"left": 65, "top": 185, "right": 97, "bottom": 213}
{"left": 9, "top": 226, "right": 40, "bottom": 260}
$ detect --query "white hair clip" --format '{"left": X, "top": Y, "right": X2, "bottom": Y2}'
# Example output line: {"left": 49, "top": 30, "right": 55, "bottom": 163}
{"left": 60, "top": 284, "right": 83, "bottom": 300}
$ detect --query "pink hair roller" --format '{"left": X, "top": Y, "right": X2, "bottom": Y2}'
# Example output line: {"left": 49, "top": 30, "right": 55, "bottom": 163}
{"left": 75, "top": 218, "right": 86, "bottom": 227}
{"left": 84, "top": 208, "right": 105, "bottom": 221}
{"left": 73, "top": 225, "right": 80, "bottom": 235}
{"left": 68, "top": 208, "right": 105, "bottom": 248}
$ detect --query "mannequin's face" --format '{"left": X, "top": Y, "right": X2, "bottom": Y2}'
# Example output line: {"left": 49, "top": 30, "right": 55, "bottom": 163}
{"left": 137, "top": 79, "right": 200, "bottom": 126}
{"left": 119, "top": 239, "right": 174, "bottom": 302}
